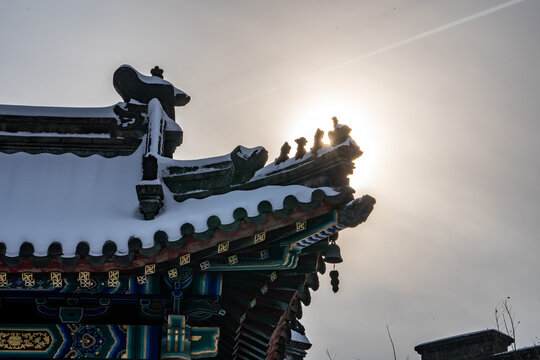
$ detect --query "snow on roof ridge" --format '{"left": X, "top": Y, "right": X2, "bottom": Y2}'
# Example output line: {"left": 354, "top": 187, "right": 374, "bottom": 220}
{"left": 252, "top": 137, "right": 356, "bottom": 180}
{"left": 160, "top": 153, "right": 232, "bottom": 168}
{"left": 0, "top": 131, "right": 112, "bottom": 138}
{"left": 0, "top": 103, "right": 118, "bottom": 118}
{"left": 493, "top": 344, "right": 540, "bottom": 356}
{"left": 416, "top": 329, "right": 512, "bottom": 348}
{"left": 119, "top": 64, "right": 187, "bottom": 97}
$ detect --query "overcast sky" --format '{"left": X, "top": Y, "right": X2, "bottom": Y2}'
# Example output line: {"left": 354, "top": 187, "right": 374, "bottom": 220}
{"left": 1, "top": 0, "right": 540, "bottom": 359}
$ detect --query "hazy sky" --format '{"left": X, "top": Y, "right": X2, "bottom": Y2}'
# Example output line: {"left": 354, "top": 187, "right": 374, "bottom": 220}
{"left": 1, "top": 1, "right": 540, "bottom": 359}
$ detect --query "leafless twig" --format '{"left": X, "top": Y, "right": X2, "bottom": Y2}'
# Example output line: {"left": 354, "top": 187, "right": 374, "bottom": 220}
{"left": 326, "top": 348, "right": 336, "bottom": 360}
{"left": 494, "top": 297, "right": 520, "bottom": 352}
{"left": 386, "top": 324, "right": 397, "bottom": 360}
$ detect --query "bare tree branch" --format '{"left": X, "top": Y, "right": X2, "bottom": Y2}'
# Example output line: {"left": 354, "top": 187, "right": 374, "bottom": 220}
{"left": 326, "top": 348, "right": 336, "bottom": 360}
{"left": 494, "top": 297, "right": 519, "bottom": 353}
{"left": 386, "top": 324, "right": 397, "bottom": 360}
{"left": 502, "top": 298, "right": 517, "bottom": 351}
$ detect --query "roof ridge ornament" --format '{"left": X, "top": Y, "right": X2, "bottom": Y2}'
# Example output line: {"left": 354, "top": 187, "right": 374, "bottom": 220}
{"left": 328, "top": 116, "right": 352, "bottom": 146}
{"left": 113, "top": 64, "right": 190, "bottom": 120}
{"left": 150, "top": 66, "right": 164, "bottom": 79}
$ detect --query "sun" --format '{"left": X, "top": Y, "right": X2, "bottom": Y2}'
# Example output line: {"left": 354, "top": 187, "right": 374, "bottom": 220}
{"left": 286, "top": 96, "right": 379, "bottom": 191}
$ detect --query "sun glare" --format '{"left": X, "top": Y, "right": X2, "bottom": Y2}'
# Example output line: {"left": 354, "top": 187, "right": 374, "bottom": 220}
{"left": 286, "top": 97, "right": 379, "bottom": 191}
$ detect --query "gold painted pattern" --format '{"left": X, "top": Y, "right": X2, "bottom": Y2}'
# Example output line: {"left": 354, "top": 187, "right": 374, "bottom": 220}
{"left": 217, "top": 241, "right": 229, "bottom": 254}
{"left": 50, "top": 272, "right": 62, "bottom": 288}
{"left": 108, "top": 270, "right": 119, "bottom": 280}
{"left": 296, "top": 219, "right": 307, "bottom": 232}
{"left": 22, "top": 273, "right": 35, "bottom": 287}
{"left": 107, "top": 278, "right": 119, "bottom": 288}
{"left": 168, "top": 268, "right": 178, "bottom": 279}
{"left": 200, "top": 261, "right": 210, "bottom": 271}
{"left": 145, "top": 264, "right": 156, "bottom": 275}
{"left": 179, "top": 254, "right": 190, "bottom": 266}
{"left": 78, "top": 271, "right": 90, "bottom": 281}
{"left": 253, "top": 232, "right": 266, "bottom": 244}
{"left": 107, "top": 270, "right": 120, "bottom": 287}
{"left": 78, "top": 271, "right": 91, "bottom": 288}
{"left": 0, "top": 272, "right": 7, "bottom": 287}
{"left": 190, "top": 328, "right": 220, "bottom": 356}
{"left": 228, "top": 255, "right": 238, "bottom": 265}
{"left": 0, "top": 330, "right": 52, "bottom": 351}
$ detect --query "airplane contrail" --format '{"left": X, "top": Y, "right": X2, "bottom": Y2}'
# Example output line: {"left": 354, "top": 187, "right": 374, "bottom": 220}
{"left": 228, "top": 0, "right": 526, "bottom": 107}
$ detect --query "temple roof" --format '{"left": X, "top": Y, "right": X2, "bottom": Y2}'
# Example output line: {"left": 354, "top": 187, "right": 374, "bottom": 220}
{"left": 0, "top": 65, "right": 377, "bottom": 360}
{"left": 0, "top": 142, "right": 346, "bottom": 256}
{"left": 0, "top": 65, "right": 375, "bottom": 274}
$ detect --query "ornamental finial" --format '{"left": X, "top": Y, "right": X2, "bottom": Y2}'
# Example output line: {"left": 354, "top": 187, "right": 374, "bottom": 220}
{"left": 150, "top": 66, "right": 164, "bottom": 79}
{"left": 328, "top": 116, "right": 351, "bottom": 146}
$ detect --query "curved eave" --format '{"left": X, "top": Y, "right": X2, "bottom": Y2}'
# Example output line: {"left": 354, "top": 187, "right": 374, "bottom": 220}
{"left": 0, "top": 189, "right": 353, "bottom": 273}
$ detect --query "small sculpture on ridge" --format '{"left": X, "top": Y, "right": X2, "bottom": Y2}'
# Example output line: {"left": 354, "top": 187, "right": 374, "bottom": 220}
{"left": 294, "top": 137, "right": 307, "bottom": 160}
{"left": 150, "top": 66, "right": 164, "bottom": 79}
{"left": 310, "top": 128, "right": 324, "bottom": 155}
{"left": 328, "top": 116, "right": 352, "bottom": 146}
{"left": 275, "top": 142, "right": 291, "bottom": 165}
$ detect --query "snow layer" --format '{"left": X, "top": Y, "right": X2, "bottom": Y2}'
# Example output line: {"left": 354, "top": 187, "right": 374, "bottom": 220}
{"left": 0, "top": 131, "right": 112, "bottom": 138}
{"left": 121, "top": 65, "right": 188, "bottom": 99}
{"left": 0, "top": 145, "right": 338, "bottom": 257}
{"left": 252, "top": 138, "right": 356, "bottom": 180}
{"left": 291, "top": 330, "right": 310, "bottom": 344}
{"left": 415, "top": 329, "right": 506, "bottom": 347}
{"left": 159, "top": 153, "right": 231, "bottom": 169}
{"left": 0, "top": 104, "right": 117, "bottom": 118}
{"left": 235, "top": 145, "right": 263, "bottom": 159}
{"left": 147, "top": 98, "right": 164, "bottom": 155}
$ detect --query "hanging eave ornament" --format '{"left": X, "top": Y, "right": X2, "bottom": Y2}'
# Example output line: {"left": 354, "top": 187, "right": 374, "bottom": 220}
{"left": 323, "top": 233, "right": 343, "bottom": 293}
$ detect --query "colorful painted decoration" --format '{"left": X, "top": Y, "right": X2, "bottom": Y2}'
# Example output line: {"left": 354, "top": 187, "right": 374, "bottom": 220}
{"left": 22, "top": 273, "right": 35, "bottom": 287}
{"left": 168, "top": 268, "right": 178, "bottom": 280}
{"left": 253, "top": 232, "right": 266, "bottom": 244}
{"left": 0, "top": 64, "right": 376, "bottom": 360}
{"left": 179, "top": 254, "right": 191, "bottom": 266}
{"left": 161, "top": 315, "right": 219, "bottom": 359}
{"left": 228, "top": 255, "right": 238, "bottom": 265}
{"left": 145, "top": 264, "right": 156, "bottom": 275}
{"left": 217, "top": 241, "right": 229, "bottom": 254}
{"left": 296, "top": 219, "right": 307, "bottom": 232}
{"left": 199, "top": 261, "right": 210, "bottom": 271}
{"left": 0, "top": 323, "right": 161, "bottom": 359}
{"left": 0, "top": 273, "right": 7, "bottom": 287}
{"left": 192, "top": 273, "right": 222, "bottom": 296}
{"left": 50, "top": 272, "right": 63, "bottom": 288}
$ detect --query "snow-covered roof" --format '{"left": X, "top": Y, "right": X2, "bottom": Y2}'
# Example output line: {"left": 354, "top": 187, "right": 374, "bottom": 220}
{"left": 0, "top": 143, "right": 341, "bottom": 258}
{"left": 415, "top": 329, "right": 514, "bottom": 349}
{"left": 0, "top": 65, "right": 374, "bottom": 273}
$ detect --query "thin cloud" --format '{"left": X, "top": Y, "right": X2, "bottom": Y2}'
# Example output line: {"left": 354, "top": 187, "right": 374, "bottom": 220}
{"left": 228, "top": 0, "right": 526, "bottom": 108}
